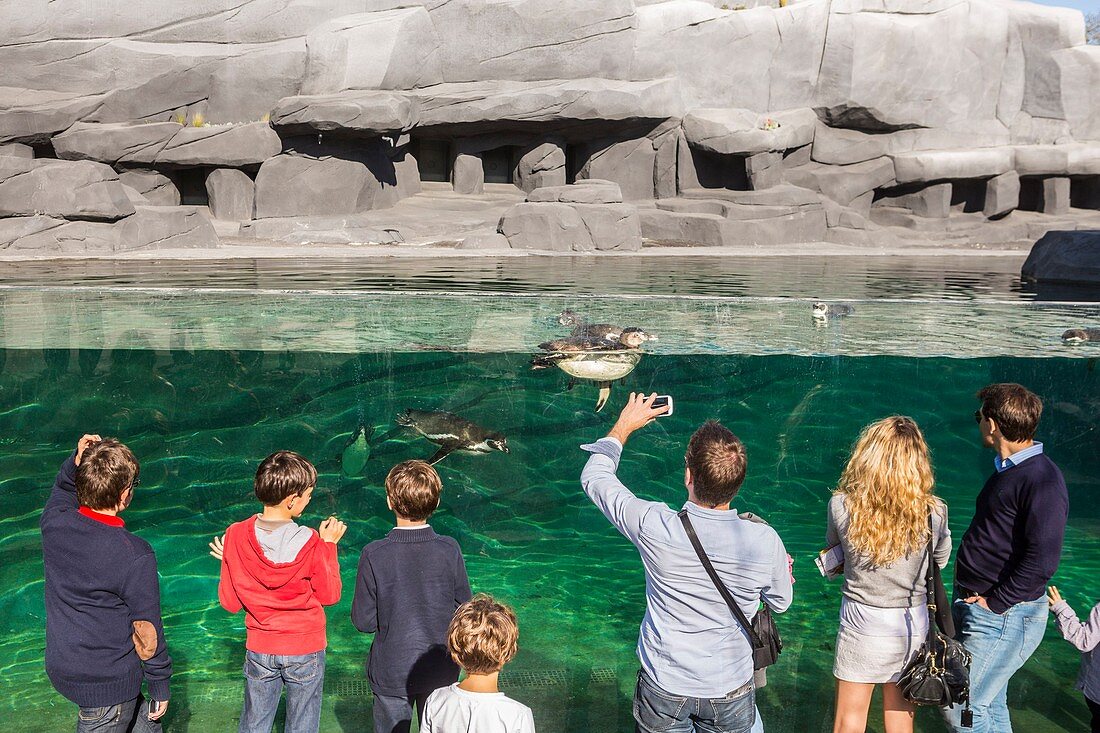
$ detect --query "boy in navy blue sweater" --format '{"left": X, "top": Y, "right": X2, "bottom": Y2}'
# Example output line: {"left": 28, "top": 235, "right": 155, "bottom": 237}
{"left": 351, "top": 460, "right": 472, "bottom": 733}
{"left": 41, "top": 434, "right": 173, "bottom": 732}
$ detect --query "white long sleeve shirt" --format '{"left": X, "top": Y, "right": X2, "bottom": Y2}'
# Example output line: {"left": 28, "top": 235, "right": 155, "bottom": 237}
{"left": 580, "top": 437, "right": 793, "bottom": 697}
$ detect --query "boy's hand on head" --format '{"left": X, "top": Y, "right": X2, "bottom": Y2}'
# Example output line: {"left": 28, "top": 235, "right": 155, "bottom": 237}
{"left": 607, "top": 393, "right": 669, "bottom": 446}
{"left": 319, "top": 516, "right": 347, "bottom": 545}
{"left": 74, "top": 434, "right": 102, "bottom": 466}
{"left": 209, "top": 534, "right": 225, "bottom": 562}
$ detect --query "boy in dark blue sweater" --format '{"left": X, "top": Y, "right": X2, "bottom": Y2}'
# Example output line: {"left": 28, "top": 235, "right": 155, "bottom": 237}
{"left": 944, "top": 383, "right": 1069, "bottom": 733}
{"left": 41, "top": 434, "right": 173, "bottom": 733}
{"left": 351, "top": 460, "right": 472, "bottom": 733}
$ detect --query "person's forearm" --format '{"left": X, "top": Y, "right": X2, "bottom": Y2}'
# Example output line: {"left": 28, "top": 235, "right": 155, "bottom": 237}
{"left": 607, "top": 423, "right": 632, "bottom": 446}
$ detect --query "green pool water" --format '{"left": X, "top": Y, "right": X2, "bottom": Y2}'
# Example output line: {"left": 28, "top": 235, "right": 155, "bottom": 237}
{"left": 1, "top": 290, "right": 1098, "bottom": 732}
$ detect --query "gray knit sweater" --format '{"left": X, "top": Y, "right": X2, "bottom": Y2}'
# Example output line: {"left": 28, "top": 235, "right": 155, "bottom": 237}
{"left": 826, "top": 494, "right": 951, "bottom": 608}
{"left": 1052, "top": 599, "right": 1100, "bottom": 703}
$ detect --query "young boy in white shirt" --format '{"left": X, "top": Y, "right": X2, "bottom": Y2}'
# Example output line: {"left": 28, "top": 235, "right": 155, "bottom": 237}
{"left": 420, "top": 594, "right": 535, "bottom": 733}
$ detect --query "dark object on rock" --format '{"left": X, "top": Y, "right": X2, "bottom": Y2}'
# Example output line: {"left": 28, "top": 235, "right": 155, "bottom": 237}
{"left": 1022, "top": 231, "right": 1100, "bottom": 286}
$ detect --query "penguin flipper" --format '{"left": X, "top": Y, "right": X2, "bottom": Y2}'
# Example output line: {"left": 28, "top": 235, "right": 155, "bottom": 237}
{"left": 428, "top": 443, "right": 459, "bottom": 465}
{"left": 595, "top": 383, "right": 611, "bottom": 412}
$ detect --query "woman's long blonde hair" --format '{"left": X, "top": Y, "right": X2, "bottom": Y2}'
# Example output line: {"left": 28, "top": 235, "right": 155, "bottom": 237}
{"left": 836, "top": 416, "right": 936, "bottom": 567}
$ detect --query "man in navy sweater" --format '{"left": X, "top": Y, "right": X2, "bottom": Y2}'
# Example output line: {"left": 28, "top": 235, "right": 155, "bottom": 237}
{"left": 945, "top": 384, "right": 1068, "bottom": 732}
{"left": 41, "top": 434, "right": 173, "bottom": 732}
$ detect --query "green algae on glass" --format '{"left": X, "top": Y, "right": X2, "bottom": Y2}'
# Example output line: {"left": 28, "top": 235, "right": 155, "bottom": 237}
{"left": 0, "top": 347, "right": 1096, "bottom": 732}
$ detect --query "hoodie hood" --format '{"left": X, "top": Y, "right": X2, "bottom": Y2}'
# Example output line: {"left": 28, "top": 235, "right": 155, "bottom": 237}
{"left": 233, "top": 515, "right": 319, "bottom": 591}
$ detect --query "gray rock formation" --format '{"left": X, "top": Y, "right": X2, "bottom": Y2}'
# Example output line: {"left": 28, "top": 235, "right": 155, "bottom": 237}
{"left": 500, "top": 202, "right": 641, "bottom": 252}
{"left": 1, "top": 0, "right": 1099, "bottom": 251}
{"left": 0, "top": 143, "right": 34, "bottom": 159}
{"left": 117, "top": 169, "right": 180, "bottom": 206}
{"left": 1022, "top": 230, "right": 1100, "bottom": 284}
{"left": 155, "top": 123, "right": 282, "bottom": 167}
{"left": 514, "top": 142, "right": 566, "bottom": 194}
{"left": 984, "top": 171, "right": 1021, "bottom": 217}
{"left": 206, "top": 169, "right": 255, "bottom": 221}
{"left": 527, "top": 180, "right": 624, "bottom": 205}
{"left": 0, "top": 158, "right": 134, "bottom": 220}
{"left": 255, "top": 154, "right": 376, "bottom": 219}
{"left": 2, "top": 207, "right": 217, "bottom": 252}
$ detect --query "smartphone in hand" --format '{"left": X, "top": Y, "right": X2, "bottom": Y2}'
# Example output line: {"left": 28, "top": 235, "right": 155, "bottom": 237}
{"left": 651, "top": 395, "right": 674, "bottom": 416}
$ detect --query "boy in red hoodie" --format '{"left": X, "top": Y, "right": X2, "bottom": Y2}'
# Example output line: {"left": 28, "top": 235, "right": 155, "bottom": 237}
{"left": 217, "top": 450, "right": 347, "bottom": 733}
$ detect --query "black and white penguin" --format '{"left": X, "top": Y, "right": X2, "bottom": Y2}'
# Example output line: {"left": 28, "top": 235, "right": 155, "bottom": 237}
{"left": 1062, "top": 328, "right": 1100, "bottom": 344}
{"left": 557, "top": 310, "right": 626, "bottom": 341}
{"left": 812, "top": 302, "right": 854, "bottom": 320}
{"left": 395, "top": 409, "right": 509, "bottom": 465}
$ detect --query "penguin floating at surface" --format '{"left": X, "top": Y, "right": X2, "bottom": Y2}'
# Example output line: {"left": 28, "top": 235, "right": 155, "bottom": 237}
{"left": 395, "top": 409, "right": 510, "bottom": 465}
{"left": 340, "top": 424, "right": 373, "bottom": 477}
{"left": 556, "top": 310, "right": 626, "bottom": 341}
{"left": 1062, "top": 328, "right": 1100, "bottom": 344}
{"left": 533, "top": 329, "right": 657, "bottom": 412}
{"left": 812, "top": 302, "right": 854, "bottom": 321}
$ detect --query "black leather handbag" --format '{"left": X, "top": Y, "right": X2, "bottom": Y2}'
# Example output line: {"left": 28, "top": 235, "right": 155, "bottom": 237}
{"left": 678, "top": 510, "right": 782, "bottom": 669}
{"left": 897, "top": 516, "right": 973, "bottom": 726}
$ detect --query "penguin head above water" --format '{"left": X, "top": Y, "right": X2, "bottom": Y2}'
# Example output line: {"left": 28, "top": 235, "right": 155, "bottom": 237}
{"left": 619, "top": 328, "right": 657, "bottom": 349}
{"left": 1062, "top": 328, "right": 1090, "bottom": 344}
{"left": 558, "top": 310, "right": 584, "bottom": 328}
{"left": 811, "top": 302, "right": 829, "bottom": 319}
{"left": 486, "top": 435, "right": 510, "bottom": 454}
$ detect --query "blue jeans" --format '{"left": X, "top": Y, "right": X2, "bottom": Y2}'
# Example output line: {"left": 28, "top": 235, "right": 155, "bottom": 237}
{"left": 77, "top": 695, "right": 162, "bottom": 733}
{"left": 371, "top": 691, "right": 430, "bottom": 733}
{"left": 942, "top": 597, "right": 1047, "bottom": 732}
{"left": 239, "top": 650, "right": 326, "bottom": 733}
{"left": 634, "top": 670, "right": 757, "bottom": 733}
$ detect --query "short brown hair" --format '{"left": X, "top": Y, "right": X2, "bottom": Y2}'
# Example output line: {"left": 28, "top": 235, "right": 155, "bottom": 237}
{"left": 978, "top": 383, "right": 1042, "bottom": 442}
{"left": 447, "top": 594, "right": 519, "bottom": 674}
{"left": 685, "top": 421, "right": 747, "bottom": 507}
{"left": 76, "top": 439, "right": 139, "bottom": 510}
{"left": 386, "top": 460, "right": 441, "bottom": 521}
{"left": 254, "top": 451, "right": 316, "bottom": 506}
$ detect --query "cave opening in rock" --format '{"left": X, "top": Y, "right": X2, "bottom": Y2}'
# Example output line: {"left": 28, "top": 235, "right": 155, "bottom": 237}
{"left": 413, "top": 139, "right": 451, "bottom": 183}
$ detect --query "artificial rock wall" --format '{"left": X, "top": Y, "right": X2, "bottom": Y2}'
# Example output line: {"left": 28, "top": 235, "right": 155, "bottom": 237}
{"left": 2, "top": 0, "right": 1099, "bottom": 251}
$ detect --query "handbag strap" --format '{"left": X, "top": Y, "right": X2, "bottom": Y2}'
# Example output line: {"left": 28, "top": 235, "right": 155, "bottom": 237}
{"left": 677, "top": 509, "right": 763, "bottom": 648}
{"left": 923, "top": 514, "right": 938, "bottom": 646}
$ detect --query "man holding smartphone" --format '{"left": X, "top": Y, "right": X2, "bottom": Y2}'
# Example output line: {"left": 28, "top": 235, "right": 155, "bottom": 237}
{"left": 41, "top": 434, "right": 172, "bottom": 732}
{"left": 580, "top": 393, "right": 792, "bottom": 733}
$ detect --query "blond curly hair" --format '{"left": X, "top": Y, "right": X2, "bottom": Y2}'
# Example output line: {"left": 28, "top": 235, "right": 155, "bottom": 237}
{"left": 835, "top": 416, "right": 937, "bottom": 567}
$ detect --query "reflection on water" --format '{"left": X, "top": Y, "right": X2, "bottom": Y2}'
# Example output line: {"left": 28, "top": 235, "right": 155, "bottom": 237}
{"left": 0, "top": 345, "right": 1096, "bottom": 732}
{"left": 0, "top": 255, "right": 1048, "bottom": 299}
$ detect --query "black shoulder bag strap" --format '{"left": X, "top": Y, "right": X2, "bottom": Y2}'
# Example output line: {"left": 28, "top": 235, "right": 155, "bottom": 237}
{"left": 678, "top": 509, "right": 763, "bottom": 648}
{"left": 922, "top": 515, "right": 938, "bottom": 647}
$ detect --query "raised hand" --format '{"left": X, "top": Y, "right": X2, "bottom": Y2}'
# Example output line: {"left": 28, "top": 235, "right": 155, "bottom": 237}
{"left": 608, "top": 393, "right": 670, "bottom": 446}
{"left": 209, "top": 534, "right": 225, "bottom": 561}
{"left": 75, "top": 434, "right": 102, "bottom": 466}
{"left": 319, "top": 516, "right": 348, "bottom": 545}
{"left": 1048, "top": 585, "right": 1063, "bottom": 606}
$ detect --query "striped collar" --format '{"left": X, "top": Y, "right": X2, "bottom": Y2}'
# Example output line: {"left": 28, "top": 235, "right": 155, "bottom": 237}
{"left": 995, "top": 441, "right": 1044, "bottom": 473}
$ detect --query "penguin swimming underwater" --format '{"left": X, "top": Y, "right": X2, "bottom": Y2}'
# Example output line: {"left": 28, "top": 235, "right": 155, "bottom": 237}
{"left": 340, "top": 424, "right": 373, "bottom": 477}
{"left": 812, "top": 302, "right": 854, "bottom": 320}
{"left": 395, "top": 409, "right": 509, "bottom": 465}
{"left": 1062, "top": 328, "right": 1100, "bottom": 344}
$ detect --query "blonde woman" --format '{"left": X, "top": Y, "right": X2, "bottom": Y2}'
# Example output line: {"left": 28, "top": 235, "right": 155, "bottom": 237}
{"left": 827, "top": 416, "right": 951, "bottom": 733}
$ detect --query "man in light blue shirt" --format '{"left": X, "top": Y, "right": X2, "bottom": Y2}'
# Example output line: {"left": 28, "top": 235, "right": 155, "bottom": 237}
{"left": 580, "top": 393, "right": 793, "bottom": 733}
